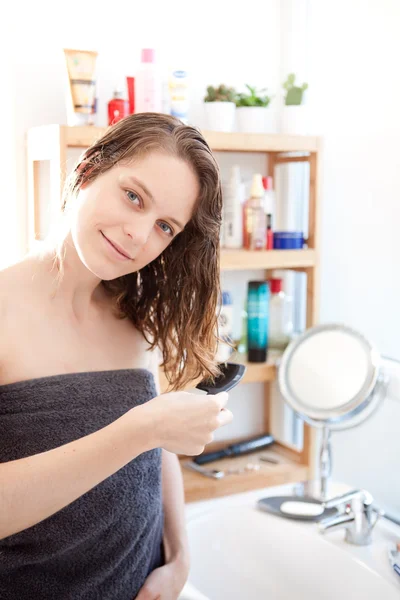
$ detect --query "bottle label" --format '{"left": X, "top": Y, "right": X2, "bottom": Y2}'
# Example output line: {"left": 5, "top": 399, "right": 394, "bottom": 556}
{"left": 247, "top": 285, "right": 269, "bottom": 349}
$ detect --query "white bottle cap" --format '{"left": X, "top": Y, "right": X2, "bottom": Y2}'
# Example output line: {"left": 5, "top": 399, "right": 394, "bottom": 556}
{"left": 230, "top": 165, "right": 241, "bottom": 185}
{"left": 250, "top": 173, "right": 264, "bottom": 198}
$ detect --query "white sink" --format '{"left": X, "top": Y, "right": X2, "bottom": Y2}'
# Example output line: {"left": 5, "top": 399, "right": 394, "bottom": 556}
{"left": 180, "top": 483, "right": 400, "bottom": 600}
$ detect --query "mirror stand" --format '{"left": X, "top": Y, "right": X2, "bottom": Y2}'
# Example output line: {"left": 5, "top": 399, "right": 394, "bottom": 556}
{"left": 319, "top": 426, "right": 332, "bottom": 501}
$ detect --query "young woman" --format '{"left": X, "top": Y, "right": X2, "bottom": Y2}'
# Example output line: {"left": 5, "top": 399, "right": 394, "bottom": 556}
{"left": 0, "top": 113, "right": 233, "bottom": 599}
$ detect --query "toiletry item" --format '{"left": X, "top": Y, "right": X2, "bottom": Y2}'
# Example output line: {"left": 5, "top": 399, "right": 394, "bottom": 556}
{"left": 169, "top": 69, "right": 189, "bottom": 124}
{"left": 222, "top": 166, "right": 245, "bottom": 249}
{"left": 107, "top": 88, "right": 129, "bottom": 126}
{"left": 194, "top": 433, "right": 275, "bottom": 465}
{"left": 263, "top": 176, "right": 275, "bottom": 250}
{"left": 184, "top": 461, "right": 225, "bottom": 479}
{"left": 262, "top": 175, "right": 275, "bottom": 222}
{"left": 126, "top": 76, "right": 135, "bottom": 114}
{"left": 388, "top": 544, "right": 400, "bottom": 578}
{"left": 259, "top": 455, "right": 279, "bottom": 464}
{"left": 268, "top": 278, "right": 293, "bottom": 351}
{"left": 243, "top": 196, "right": 251, "bottom": 249}
{"left": 273, "top": 231, "right": 304, "bottom": 249}
{"left": 266, "top": 214, "right": 274, "bottom": 250}
{"left": 247, "top": 174, "right": 266, "bottom": 250}
{"left": 63, "top": 48, "right": 98, "bottom": 126}
{"left": 216, "top": 291, "right": 234, "bottom": 362}
{"left": 237, "top": 300, "right": 248, "bottom": 354}
{"left": 135, "top": 48, "right": 162, "bottom": 113}
{"left": 161, "top": 79, "right": 171, "bottom": 115}
{"left": 247, "top": 281, "right": 269, "bottom": 362}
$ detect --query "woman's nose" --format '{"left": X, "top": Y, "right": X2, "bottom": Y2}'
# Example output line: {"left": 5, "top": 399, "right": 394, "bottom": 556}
{"left": 123, "top": 217, "right": 153, "bottom": 247}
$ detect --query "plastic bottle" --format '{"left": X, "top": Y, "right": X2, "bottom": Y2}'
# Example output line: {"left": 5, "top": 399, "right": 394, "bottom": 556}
{"left": 247, "top": 281, "right": 269, "bottom": 363}
{"left": 262, "top": 176, "right": 275, "bottom": 250}
{"left": 247, "top": 174, "right": 267, "bottom": 250}
{"left": 216, "top": 291, "right": 234, "bottom": 362}
{"left": 268, "top": 278, "right": 293, "bottom": 351}
{"left": 262, "top": 176, "right": 275, "bottom": 223}
{"left": 135, "top": 48, "right": 161, "bottom": 113}
{"left": 266, "top": 214, "right": 274, "bottom": 250}
{"left": 168, "top": 69, "right": 189, "bottom": 124}
{"left": 238, "top": 299, "right": 248, "bottom": 355}
{"left": 222, "top": 166, "right": 245, "bottom": 249}
{"left": 107, "top": 88, "right": 129, "bottom": 126}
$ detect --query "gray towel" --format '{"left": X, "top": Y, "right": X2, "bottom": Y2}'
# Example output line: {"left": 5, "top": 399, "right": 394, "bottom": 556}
{"left": 0, "top": 369, "right": 165, "bottom": 599}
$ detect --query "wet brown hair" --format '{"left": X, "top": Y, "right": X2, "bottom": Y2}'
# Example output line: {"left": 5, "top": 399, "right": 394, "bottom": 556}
{"left": 60, "top": 113, "right": 224, "bottom": 391}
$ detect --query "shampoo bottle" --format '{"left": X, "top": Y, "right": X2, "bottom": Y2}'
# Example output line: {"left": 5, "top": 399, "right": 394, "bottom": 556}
{"left": 247, "top": 281, "right": 269, "bottom": 362}
{"left": 247, "top": 174, "right": 266, "bottom": 250}
{"left": 135, "top": 48, "right": 161, "bottom": 113}
{"left": 222, "top": 165, "right": 245, "bottom": 249}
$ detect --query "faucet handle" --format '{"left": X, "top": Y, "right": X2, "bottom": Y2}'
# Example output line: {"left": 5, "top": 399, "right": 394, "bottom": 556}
{"left": 322, "top": 489, "right": 373, "bottom": 510}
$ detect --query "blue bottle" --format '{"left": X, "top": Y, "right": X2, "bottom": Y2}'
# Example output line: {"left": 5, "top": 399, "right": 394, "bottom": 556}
{"left": 247, "top": 281, "right": 269, "bottom": 362}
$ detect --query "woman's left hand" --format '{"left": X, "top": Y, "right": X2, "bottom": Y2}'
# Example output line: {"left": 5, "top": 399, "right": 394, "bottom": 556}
{"left": 135, "top": 558, "right": 189, "bottom": 600}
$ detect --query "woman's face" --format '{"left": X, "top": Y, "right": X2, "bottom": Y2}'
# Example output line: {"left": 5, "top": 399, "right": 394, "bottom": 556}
{"left": 71, "top": 151, "right": 199, "bottom": 280}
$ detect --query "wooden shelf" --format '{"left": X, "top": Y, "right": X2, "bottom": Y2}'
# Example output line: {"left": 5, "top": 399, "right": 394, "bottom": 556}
{"left": 54, "top": 125, "right": 319, "bottom": 154}
{"left": 220, "top": 248, "right": 316, "bottom": 271}
{"left": 203, "top": 130, "right": 319, "bottom": 153}
{"left": 66, "top": 125, "right": 106, "bottom": 148}
{"left": 180, "top": 446, "right": 309, "bottom": 503}
{"left": 159, "top": 355, "right": 277, "bottom": 392}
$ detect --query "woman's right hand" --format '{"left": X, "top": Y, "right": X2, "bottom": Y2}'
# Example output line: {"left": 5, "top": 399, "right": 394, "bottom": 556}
{"left": 142, "top": 391, "right": 233, "bottom": 455}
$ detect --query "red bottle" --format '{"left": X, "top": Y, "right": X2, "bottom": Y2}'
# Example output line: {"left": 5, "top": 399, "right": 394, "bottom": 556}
{"left": 108, "top": 89, "right": 129, "bottom": 126}
{"left": 266, "top": 214, "right": 274, "bottom": 250}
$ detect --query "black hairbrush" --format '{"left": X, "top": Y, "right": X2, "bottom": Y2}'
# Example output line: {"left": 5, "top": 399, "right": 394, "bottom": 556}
{"left": 192, "top": 362, "right": 246, "bottom": 395}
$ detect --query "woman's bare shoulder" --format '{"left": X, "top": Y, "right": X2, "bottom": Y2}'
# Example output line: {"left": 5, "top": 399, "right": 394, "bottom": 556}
{"left": 0, "top": 259, "right": 36, "bottom": 352}
{"left": 0, "top": 259, "right": 35, "bottom": 299}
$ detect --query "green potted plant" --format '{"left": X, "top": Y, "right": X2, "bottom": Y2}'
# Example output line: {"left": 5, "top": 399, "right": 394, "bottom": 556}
{"left": 235, "top": 84, "right": 274, "bottom": 133}
{"left": 281, "top": 73, "right": 309, "bottom": 134}
{"left": 203, "top": 84, "right": 237, "bottom": 132}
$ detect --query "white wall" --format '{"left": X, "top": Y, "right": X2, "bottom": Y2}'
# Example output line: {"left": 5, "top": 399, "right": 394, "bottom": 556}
{"left": 305, "top": 0, "right": 400, "bottom": 512}
{"left": 308, "top": 0, "right": 400, "bottom": 361}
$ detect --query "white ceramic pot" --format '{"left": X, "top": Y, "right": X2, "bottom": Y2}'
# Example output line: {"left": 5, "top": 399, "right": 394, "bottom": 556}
{"left": 236, "top": 106, "right": 274, "bottom": 134}
{"left": 203, "top": 101, "right": 236, "bottom": 132}
{"left": 280, "top": 104, "right": 309, "bottom": 135}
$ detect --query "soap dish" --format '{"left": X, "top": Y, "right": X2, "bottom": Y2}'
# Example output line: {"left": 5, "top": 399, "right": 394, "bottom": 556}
{"left": 256, "top": 495, "right": 338, "bottom": 522}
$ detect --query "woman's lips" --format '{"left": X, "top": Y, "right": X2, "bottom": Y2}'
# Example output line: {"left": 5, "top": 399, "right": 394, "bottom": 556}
{"left": 101, "top": 231, "right": 133, "bottom": 261}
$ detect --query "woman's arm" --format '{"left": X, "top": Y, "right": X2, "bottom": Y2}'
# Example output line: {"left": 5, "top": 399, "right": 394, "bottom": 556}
{"left": 161, "top": 449, "right": 190, "bottom": 568}
{"left": 0, "top": 407, "right": 155, "bottom": 541}
{"left": 149, "top": 349, "right": 190, "bottom": 571}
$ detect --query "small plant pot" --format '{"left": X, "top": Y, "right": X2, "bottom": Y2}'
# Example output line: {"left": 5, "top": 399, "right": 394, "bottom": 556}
{"left": 280, "top": 105, "right": 309, "bottom": 135}
{"left": 236, "top": 106, "right": 274, "bottom": 134}
{"left": 203, "top": 101, "right": 236, "bottom": 132}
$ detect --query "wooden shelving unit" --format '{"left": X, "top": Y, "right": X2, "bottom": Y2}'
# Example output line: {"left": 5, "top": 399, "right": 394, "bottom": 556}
{"left": 26, "top": 124, "right": 322, "bottom": 503}
{"left": 221, "top": 248, "right": 316, "bottom": 271}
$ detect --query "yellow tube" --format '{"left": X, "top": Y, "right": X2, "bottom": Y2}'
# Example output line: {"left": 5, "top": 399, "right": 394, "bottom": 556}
{"left": 63, "top": 48, "right": 98, "bottom": 125}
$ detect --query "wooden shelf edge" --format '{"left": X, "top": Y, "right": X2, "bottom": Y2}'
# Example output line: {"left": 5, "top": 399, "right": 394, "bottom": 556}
{"left": 159, "top": 354, "right": 278, "bottom": 392}
{"left": 27, "top": 125, "right": 320, "bottom": 154}
{"left": 180, "top": 447, "right": 309, "bottom": 503}
{"left": 65, "top": 125, "right": 107, "bottom": 148}
{"left": 203, "top": 130, "right": 320, "bottom": 153}
{"left": 220, "top": 249, "right": 316, "bottom": 271}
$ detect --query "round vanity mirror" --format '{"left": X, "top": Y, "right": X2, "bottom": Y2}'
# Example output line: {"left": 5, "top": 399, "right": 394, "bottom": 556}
{"left": 278, "top": 323, "right": 388, "bottom": 499}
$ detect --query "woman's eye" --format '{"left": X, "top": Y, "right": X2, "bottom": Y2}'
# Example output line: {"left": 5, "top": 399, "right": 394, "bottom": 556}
{"left": 125, "top": 189, "right": 173, "bottom": 236}
{"left": 158, "top": 222, "right": 174, "bottom": 236}
{"left": 126, "top": 190, "right": 141, "bottom": 206}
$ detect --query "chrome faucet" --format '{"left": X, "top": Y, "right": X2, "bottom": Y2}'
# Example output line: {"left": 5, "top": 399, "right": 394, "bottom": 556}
{"left": 318, "top": 489, "right": 384, "bottom": 546}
